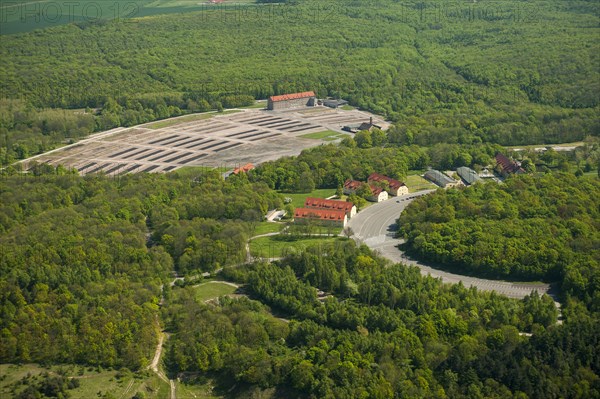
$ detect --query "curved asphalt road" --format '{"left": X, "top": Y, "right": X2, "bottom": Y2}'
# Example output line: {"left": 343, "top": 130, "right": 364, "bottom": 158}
{"left": 348, "top": 191, "right": 551, "bottom": 299}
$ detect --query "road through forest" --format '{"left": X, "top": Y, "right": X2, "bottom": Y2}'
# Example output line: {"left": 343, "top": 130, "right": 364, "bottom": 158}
{"left": 348, "top": 192, "right": 551, "bottom": 299}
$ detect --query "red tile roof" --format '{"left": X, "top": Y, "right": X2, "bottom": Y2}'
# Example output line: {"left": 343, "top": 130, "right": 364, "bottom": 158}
{"left": 368, "top": 173, "right": 406, "bottom": 190}
{"left": 269, "top": 91, "right": 316, "bottom": 102}
{"left": 495, "top": 153, "right": 524, "bottom": 174}
{"left": 304, "top": 197, "right": 354, "bottom": 212}
{"left": 344, "top": 179, "right": 384, "bottom": 197}
{"left": 233, "top": 163, "right": 254, "bottom": 175}
{"left": 344, "top": 179, "right": 363, "bottom": 191}
{"left": 370, "top": 185, "right": 385, "bottom": 196}
{"left": 294, "top": 208, "right": 346, "bottom": 221}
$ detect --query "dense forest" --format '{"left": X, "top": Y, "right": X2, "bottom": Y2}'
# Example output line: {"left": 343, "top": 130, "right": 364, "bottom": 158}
{"left": 164, "top": 241, "right": 598, "bottom": 398}
{"left": 1, "top": 0, "right": 599, "bottom": 396}
{"left": 248, "top": 140, "right": 503, "bottom": 192}
{"left": 1, "top": 0, "right": 599, "bottom": 161}
{"left": 0, "top": 169, "right": 279, "bottom": 368}
{"left": 1, "top": 163, "right": 599, "bottom": 397}
{"left": 398, "top": 174, "right": 600, "bottom": 310}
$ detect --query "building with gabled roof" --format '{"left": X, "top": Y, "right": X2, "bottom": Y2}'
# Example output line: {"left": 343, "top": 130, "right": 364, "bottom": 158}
{"left": 233, "top": 163, "right": 254, "bottom": 175}
{"left": 367, "top": 173, "right": 409, "bottom": 196}
{"left": 495, "top": 153, "right": 525, "bottom": 176}
{"left": 456, "top": 166, "right": 481, "bottom": 185}
{"left": 424, "top": 170, "right": 459, "bottom": 188}
{"left": 342, "top": 117, "right": 382, "bottom": 133}
{"left": 294, "top": 208, "right": 347, "bottom": 227}
{"left": 369, "top": 185, "right": 388, "bottom": 202}
{"left": 304, "top": 197, "right": 357, "bottom": 218}
{"left": 267, "top": 91, "right": 316, "bottom": 110}
{"left": 343, "top": 179, "right": 388, "bottom": 202}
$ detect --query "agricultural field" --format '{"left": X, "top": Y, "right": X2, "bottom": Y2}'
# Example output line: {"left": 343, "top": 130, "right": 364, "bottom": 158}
{"left": 22, "top": 107, "right": 386, "bottom": 176}
{"left": 0, "top": 0, "right": 260, "bottom": 35}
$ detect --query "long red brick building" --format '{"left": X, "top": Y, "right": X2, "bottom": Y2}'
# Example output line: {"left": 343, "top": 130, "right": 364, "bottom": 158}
{"left": 293, "top": 208, "right": 347, "bottom": 227}
{"left": 267, "top": 91, "right": 316, "bottom": 111}
{"left": 304, "top": 197, "right": 357, "bottom": 219}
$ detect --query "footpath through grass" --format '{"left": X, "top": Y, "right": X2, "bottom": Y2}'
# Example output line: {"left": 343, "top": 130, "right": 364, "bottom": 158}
{"left": 0, "top": 364, "right": 170, "bottom": 399}
{"left": 252, "top": 222, "right": 284, "bottom": 236}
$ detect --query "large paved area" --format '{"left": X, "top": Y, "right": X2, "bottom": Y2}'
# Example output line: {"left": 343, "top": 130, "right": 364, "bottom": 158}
{"left": 348, "top": 193, "right": 551, "bottom": 299}
{"left": 23, "top": 106, "right": 388, "bottom": 175}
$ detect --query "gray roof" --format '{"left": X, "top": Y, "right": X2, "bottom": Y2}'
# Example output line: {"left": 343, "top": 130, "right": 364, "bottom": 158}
{"left": 323, "top": 99, "right": 348, "bottom": 107}
{"left": 456, "top": 166, "right": 481, "bottom": 185}
{"left": 424, "top": 170, "right": 456, "bottom": 187}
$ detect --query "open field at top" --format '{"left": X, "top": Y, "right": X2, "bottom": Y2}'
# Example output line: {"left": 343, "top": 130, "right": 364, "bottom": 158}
{"left": 0, "top": 0, "right": 260, "bottom": 35}
{"left": 20, "top": 106, "right": 385, "bottom": 176}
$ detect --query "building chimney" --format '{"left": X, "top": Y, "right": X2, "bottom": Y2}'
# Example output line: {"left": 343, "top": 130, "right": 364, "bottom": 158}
{"left": 370, "top": 117, "right": 373, "bottom": 125}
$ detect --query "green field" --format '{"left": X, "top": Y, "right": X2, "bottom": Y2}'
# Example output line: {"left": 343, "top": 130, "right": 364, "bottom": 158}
{"left": 241, "top": 101, "right": 268, "bottom": 109}
{"left": 250, "top": 235, "right": 340, "bottom": 258}
{"left": 0, "top": 0, "right": 260, "bottom": 35}
{"left": 194, "top": 282, "right": 237, "bottom": 302}
{"left": 252, "top": 222, "right": 284, "bottom": 236}
{"left": 0, "top": 364, "right": 170, "bottom": 399}
{"left": 280, "top": 188, "right": 336, "bottom": 207}
{"left": 300, "top": 130, "right": 349, "bottom": 141}
{"left": 404, "top": 174, "right": 437, "bottom": 193}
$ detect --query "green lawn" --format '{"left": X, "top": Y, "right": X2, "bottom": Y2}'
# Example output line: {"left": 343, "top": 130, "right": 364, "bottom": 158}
{"left": 0, "top": 364, "right": 170, "bottom": 399}
{"left": 252, "top": 222, "right": 285, "bottom": 236}
{"left": 300, "top": 130, "right": 349, "bottom": 141}
{"left": 145, "top": 110, "right": 240, "bottom": 129}
{"left": 404, "top": 174, "right": 437, "bottom": 193}
{"left": 341, "top": 105, "right": 355, "bottom": 111}
{"left": 173, "top": 165, "right": 229, "bottom": 177}
{"left": 241, "top": 101, "right": 267, "bottom": 109}
{"left": 250, "top": 235, "right": 341, "bottom": 258}
{"left": 280, "top": 188, "right": 337, "bottom": 207}
{"left": 194, "top": 282, "right": 237, "bottom": 302}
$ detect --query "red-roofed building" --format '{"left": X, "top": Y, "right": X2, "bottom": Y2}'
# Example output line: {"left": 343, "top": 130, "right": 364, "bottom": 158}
{"left": 495, "top": 153, "right": 525, "bottom": 176}
{"left": 267, "top": 91, "right": 316, "bottom": 110}
{"left": 294, "top": 208, "right": 347, "bottom": 227}
{"left": 233, "top": 163, "right": 254, "bottom": 175}
{"left": 304, "top": 197, "right": 357, "bottom": 218}
{"left": 343, "top": 179, "right": 388, "bottom": 203}
{"left": 367, "top": 173, "right": 409, "bottom": 196}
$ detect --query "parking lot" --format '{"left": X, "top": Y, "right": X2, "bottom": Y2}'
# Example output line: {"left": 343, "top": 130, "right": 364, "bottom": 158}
{"left": 25, "top": 106, "right": 388, "bottom": 175}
